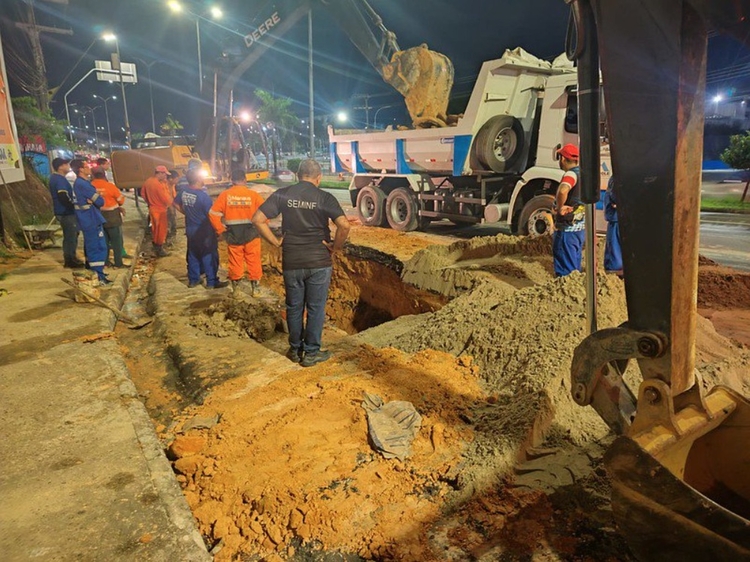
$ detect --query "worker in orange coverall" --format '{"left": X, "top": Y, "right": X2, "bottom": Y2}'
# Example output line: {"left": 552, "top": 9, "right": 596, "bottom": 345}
{"left": 140, "top": 165, "right": 173, "bottom": 257}
{"left": 209, "top": 168, "right": 265, "bottom": 295}
{"left": 91, "top": 166, "right": 127, "bottom": 268}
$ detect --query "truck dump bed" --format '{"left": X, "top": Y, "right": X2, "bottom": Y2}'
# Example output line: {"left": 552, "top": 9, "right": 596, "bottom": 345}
{"left": 329, "top": 48, "right": 574, "bottom": 177}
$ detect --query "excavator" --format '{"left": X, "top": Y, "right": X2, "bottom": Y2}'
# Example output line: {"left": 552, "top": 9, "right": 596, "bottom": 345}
{"left": 567, "top": 0, "right": 750, "bottom": 559}
{"left": 194, "top": 0, "right": 454, "bottom": 175}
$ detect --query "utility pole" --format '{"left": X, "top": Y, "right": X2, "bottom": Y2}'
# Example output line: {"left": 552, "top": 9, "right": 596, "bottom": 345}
{"left": 353, "top": 93, "right": 373, "bottom": 129}
{"left": 14, "top": 0, "right": 72, "bottom": 112}
{"left": 308, "top": 9, "right": 315, "bottom": 157}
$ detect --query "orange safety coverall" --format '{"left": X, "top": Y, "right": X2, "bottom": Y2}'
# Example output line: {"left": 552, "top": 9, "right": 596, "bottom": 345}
{"left": 209, "top": 185, "right": 264, "bottom": 281}
{"left": 141, "top": 176, "right": 173, "bottom": 245}
{"left": 91, "top": 178, "right": 125, "bottom": 210}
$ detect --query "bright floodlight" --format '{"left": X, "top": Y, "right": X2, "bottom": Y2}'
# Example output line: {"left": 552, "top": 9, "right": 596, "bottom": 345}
{"left": 168, "top": 1, "right": 183, "bottom": 12}
{"left": 713, "top": 94, "right": 723, "bottom": 103}
{"left": 102, "top": 32, "right": 117, "bottom": 42}
{"left": 210, "top": 6, "right": 223, "bottom": 19}
{"left": 240, "top": 111, "right": 251, "bottom": 122}
{"left": 337, "top": 111, "right": 348, "bottom": 123}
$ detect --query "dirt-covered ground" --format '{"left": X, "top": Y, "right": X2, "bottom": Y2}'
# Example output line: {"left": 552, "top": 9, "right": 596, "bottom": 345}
{"left": 114, "top": 220, "right": 750, "bottom": 562}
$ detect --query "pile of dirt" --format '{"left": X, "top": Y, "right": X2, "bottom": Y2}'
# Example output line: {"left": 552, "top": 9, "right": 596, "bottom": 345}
{"left": 167, "top": 346, "right": 485, "bottom": 561}
{"left": 189, "top": 294, "right": 283, "bottom": 342}
{"left": 401, "top": 234, "right": 553, "bottom": 297}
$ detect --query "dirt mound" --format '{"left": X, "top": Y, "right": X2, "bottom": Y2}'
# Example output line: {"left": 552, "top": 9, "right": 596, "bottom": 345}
{"left": 698, "top": 267, "right": 750, "bottom": 310}
{"left": 401, "top": 234, "right": 553, "bottom": 297}
{"left": 189, "top": 295, "right": 282, "bottom": 342}
{"left": 168, "top": 346, "right": 484, "bottom": 560}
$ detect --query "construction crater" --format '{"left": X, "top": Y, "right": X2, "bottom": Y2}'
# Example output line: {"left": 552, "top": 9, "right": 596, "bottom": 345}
{"left": 117, "top": 225, "right": 750, "bottom": 562}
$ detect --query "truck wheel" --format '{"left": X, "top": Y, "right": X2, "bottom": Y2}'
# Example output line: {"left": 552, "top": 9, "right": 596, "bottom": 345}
{"left": 518, "top": 194, "right": 555, "bottom": 238}
{"left": 385, "top": 188, "right": 419, "bottom": 232}
{"left": 356, "top": 185, "right": 387, "bottom": 227}
{"left": 475, "top": 115, "right": 525, "bottom": 173}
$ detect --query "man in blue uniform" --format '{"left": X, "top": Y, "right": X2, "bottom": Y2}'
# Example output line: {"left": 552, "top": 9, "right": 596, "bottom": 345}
{"left": 70, "top": 159, "right": 110, "bottom": 285}
{"left": 603, "top": 176, "right": 623, "bottom": 275}
{"left": 552, "top": 144, "right": 585, "bottom": 277}
{"left": 173, "top": 169, "right": 228, "bottom": 289}
{"left": 49, "top": 157, "right": 82, "bottom": 268}
{"left": 252, "top": 159, "right": 351, "bottom": 367}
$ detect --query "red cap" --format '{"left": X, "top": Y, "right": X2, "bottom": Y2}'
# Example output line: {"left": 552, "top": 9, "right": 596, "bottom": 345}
{"left": 155, "top": 165, "right": 169, "bottom": 173}
{"left": 557, "top": 143, "right": 579, "bottom": 160}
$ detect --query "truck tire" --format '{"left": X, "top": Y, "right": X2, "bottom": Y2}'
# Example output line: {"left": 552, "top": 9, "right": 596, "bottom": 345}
{"left": 518, "top": 194, "right": 556, "bottom": 238}
{"left": 475, "top": 115, "right": 525, "bottom": 173}
{"left": 385, "top": 188, "right": 419, "bottom": 232}
{"left": 356, "top": 185, "right": 387, "bottom": 227}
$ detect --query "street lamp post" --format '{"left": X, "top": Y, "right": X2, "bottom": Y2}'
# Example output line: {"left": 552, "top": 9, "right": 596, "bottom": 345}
{"left": 168, "top": 1, "right": 223, "bottom": 94}
{"left": 136, "top": 59, "right": 160, "bottom": 133}
{"left": 103, "top": 33, "right": 131, "bottom": 148}
{"left": 93, "top": 94, "right": 116, "bottom": 151}
{"left": 81, "top": 105, "right": 100, "bottom": 151}
{"left": 373, "top": 105, "right": 394, "bottom": 129}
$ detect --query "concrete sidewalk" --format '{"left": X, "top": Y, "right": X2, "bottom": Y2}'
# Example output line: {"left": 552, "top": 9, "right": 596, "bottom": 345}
{"left": 0, "top": 201, "right": 210, "bottom": 561}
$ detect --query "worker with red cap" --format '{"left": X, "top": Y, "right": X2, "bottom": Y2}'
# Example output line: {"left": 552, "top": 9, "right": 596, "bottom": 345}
{"left": 209, "top": 168, "right": 265, "bottom": 295}
{"left": 553, "top": 143, "right": 585, "bottom": 277}
{"left": 140, "top": 165, "right": 173, "bottom": 257}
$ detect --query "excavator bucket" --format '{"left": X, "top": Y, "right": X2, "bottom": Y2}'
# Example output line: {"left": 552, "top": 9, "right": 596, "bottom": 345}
{"left": 567, "top": 0, "right": 750, "bottom": 557}
{"left": 605, "top": 382, "right": 750, "bottom": 561}
{"left": 381, "top": 44, "right": 454, "bottom": 128}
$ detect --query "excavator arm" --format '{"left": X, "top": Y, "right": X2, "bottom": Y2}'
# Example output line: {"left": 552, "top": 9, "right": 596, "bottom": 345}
{"left": 568, "top": 1, "right": 750, "bottom": 559}
{"left": 215, "top": 0, "right": 453, "bottom": 129}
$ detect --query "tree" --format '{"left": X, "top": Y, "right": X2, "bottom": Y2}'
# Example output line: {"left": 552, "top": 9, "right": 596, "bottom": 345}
{"left": 11, "top": 96, "right": 70, "bottom": 153}
{"left": 159, "top": 113, "right": 184, "bottom": 136}
{"left": 720, "top": 131, "right": 750, "bottom": 202}
{"left": 255, "top": 89, "right": 300, "bottom": 175}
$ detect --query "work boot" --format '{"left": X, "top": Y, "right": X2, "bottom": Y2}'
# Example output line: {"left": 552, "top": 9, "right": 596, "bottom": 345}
{"left": 300, "top": 349, "right": 332, "bottom": 368}
{"left": 285, "top": 347, "right": 303, "bottom": 364}
{"left": 250, "top": 280, "right": 260, "bottom": 296}
{"left": 154, "top": 244, "right": 169, "bottom": 257}
{"left": 211, "top": 280, "right": 229, "bottom": 289}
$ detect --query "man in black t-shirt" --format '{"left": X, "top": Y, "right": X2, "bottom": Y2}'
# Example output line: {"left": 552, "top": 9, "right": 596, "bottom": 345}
{"left": 253, "top": 159, "right": 350, "bottom": 367}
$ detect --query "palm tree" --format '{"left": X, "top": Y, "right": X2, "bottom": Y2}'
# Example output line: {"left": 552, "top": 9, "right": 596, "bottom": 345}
{"left": 255, "top": 89, "right": 300, "bottom": 175}
{"left": 159, "top": 113, "right": 184, "bottom": 136}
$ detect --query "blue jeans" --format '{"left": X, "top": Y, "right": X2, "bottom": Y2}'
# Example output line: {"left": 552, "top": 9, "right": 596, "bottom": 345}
{"left": 283, "top": 267, "right": 332, "bottom": 355}
{"left": 553, "top": 229, "right": 585, "bottom": 277}
{"left": 57, "top": 214, "right": 79, "bottom": 263}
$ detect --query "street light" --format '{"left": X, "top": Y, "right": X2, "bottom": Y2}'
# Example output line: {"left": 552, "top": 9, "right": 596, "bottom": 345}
{"left": 337, "top": 111, "right": 348, "bottom": 123}
{"left": 713, "top": 93, "right": 723, "bottom": 116}
{"left": 102, "top": 32, "right": 132, "bottom": 148}
{"left": 168, "top": 1, "right": 223, "bottom": 93}
{"left": 93, "top": 94, "right": 116, "bottom": 151}
{"left": 373, "top": 105, "right": 394, "bottom": 129}
{"left": 135, "top": 59, "right": 162, "bottom": 133}
{"left": 80, "top": 105, "right": 100, "bottom": 151}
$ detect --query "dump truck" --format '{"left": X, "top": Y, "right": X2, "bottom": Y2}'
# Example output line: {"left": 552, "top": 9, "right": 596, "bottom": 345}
{"left": 329, "top": 48, "right": 611, "bottom": 235}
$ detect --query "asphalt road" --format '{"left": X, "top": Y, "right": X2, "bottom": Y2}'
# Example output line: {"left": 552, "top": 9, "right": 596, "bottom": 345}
{"left": 325, "top": 188, "right": 750, "bottom": 272}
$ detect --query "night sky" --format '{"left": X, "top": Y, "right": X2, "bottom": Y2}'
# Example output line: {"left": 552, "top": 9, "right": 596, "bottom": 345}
{"left": 2, "top": 0, "right": 747, "bottom": 143}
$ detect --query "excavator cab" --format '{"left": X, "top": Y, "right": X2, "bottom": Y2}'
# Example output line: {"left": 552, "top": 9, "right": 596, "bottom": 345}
{"left": 567, "top": 0, "right": 750, "bottom": 559}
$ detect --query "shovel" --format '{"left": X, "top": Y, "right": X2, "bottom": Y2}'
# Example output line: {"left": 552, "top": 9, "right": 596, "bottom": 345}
{"left": 61, "top": 277, "right": 152, "bottom": 329}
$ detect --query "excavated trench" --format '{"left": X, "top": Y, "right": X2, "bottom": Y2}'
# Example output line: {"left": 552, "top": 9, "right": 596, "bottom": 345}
{"left": 114, "top": 230, "right": 750, "bottom": 562}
